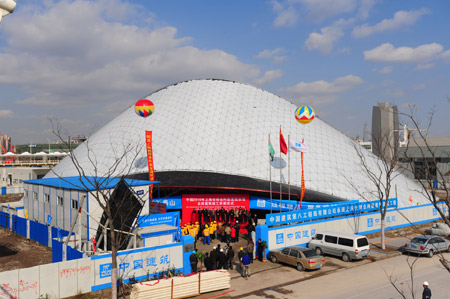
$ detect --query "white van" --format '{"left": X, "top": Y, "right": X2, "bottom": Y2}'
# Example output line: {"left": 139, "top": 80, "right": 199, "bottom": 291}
{"left": 307, "top": 231, "right": 370, "bottom": 262}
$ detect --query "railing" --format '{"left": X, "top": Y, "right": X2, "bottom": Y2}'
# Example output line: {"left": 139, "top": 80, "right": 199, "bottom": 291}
{"left": 0, "top": 160, "right": 62, "bottom": 166}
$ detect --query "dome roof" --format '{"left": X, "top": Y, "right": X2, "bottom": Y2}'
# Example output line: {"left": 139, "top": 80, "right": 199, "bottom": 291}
{"left": 48, "top": 79, "right": 427, "bottom": 207}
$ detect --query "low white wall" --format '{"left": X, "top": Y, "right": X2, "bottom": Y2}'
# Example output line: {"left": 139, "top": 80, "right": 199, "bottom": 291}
{"left": 0, "top": 242, "right": 183, "bottom": 299}
{"left": 268, "top": 203, "right": 446, "bottom": 250}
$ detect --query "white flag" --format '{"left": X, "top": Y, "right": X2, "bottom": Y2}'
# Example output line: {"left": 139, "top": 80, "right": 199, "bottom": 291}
{"left": 289, "top": 140, "right": 309, "bottom": 153}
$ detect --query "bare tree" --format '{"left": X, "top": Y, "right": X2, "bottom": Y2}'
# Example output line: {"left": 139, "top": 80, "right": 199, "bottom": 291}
{"left": 385, "top": 255, "right": 419, "bottom": 299}
{"left": 51, "top": 120, "right": 149, "bottom": 299}
{"left": 348, "top": 129, "right": 401, "bottom": 249}
{"left": 399, "top": 105, "right": 450, "bottom": 228}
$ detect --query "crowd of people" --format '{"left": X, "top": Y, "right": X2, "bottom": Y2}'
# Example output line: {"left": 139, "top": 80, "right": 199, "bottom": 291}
{"left": 181, "top": 210, "right": 258, "bottom": 246}
{"left": 189, "top": 244, "right": 254, "bottom": 275}
{"left": 185, "top": 209, "right": 266, "bottom": 278}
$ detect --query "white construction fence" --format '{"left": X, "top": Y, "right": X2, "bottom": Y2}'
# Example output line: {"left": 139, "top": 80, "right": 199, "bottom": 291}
{"left": 130, "top": 270, "right": 231, "bottom": 299}
{"left": 0, "top": 242, "right": 184, "bottom": 298}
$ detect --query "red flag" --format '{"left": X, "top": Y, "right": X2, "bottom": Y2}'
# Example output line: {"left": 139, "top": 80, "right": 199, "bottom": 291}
{"left": 280, "top": 128, "right": 288, "bottom": 155}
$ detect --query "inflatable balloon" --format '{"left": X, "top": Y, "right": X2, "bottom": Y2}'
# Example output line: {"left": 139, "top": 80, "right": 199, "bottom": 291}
{"left": 295, "top": 105, "right": 315, "bottom": 124}
{"left": 135, "top": 99, "right": 154, "bottom": 118}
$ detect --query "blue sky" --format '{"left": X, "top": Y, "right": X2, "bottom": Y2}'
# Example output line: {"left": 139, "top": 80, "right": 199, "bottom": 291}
{"left": 0, "top": 0, "right": 449, "bottom": 144}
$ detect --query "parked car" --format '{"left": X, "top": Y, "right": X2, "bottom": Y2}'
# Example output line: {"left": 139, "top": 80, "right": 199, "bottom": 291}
{"left": 267, "top": 246, "right": 325, "bottom": 271}
{"left": 308, "top": 231, "right": 370, "bottom": 262}
{"left": 431, "top": 223, "right": 450, "bottom": 237}
{"left": 404, "top": 235, "right": 450, "bottom": 257}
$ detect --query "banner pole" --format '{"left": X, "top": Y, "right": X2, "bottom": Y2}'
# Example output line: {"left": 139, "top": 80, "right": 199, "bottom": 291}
{"left": 300, "top": 138, "right": 305, "bottom": 209}
{"left": 269, "top": 134, "right": 272, "bottom": 214}
{"left": 280, "top": 126, "right": 282, "bottom": 213}
{"left": 288, "top": 135, "right": 290, "bottom": 212}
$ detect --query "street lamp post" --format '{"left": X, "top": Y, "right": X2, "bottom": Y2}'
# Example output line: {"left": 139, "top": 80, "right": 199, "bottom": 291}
{"left": 47, "top": 138, "right": 51, "bottom": 153}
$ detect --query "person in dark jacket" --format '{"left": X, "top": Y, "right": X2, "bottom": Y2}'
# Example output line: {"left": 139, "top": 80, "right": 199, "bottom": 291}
{"left": 227, "top": 246, "right": 235, "bottom": 270}
{"left": 422, "top": 281, "right": 431, "bottom": 299}
{"left": 234, "top": 221, "right": 240, "bottom": 242}
{"left": 257, "top": 238, "right": 264, "bottom": 262}
{"left": 190, "top": 250, "right": 198, "bottom": 273}
{"left": 210, "top": 247, "right": 218, "bottom": 270}
{"left": 238, "top": 247, "right": 245, "bottom": 272}
{"left": 204, "top": 252, "right": 212, "bottom": 271}
{"left": 218, "top": 248, "right": 227, "bottom": 269}
{"left": 253, "top": 213, "right": 258, "bottom": 226}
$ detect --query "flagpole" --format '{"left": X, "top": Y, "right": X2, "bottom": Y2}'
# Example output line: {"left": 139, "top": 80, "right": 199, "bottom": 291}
{"left": 300, "top": 138, "right": 305, "bottom": 209}
{"left": 280, "top": 126, "right": 282, "bottom": 213}
{"left": 288, "top": 134, "right": 290, "bottom": 212}
{"left": 269, "top": 134, "right": 272, "bottom": 214}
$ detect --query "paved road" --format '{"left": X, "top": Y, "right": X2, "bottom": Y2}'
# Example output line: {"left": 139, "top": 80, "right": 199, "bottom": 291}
{"left": 237, "top": 253, "right": 450, "bottom": 299}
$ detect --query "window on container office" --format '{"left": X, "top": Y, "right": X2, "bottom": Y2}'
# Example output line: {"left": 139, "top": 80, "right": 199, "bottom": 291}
{"left": 44, "top": 193, "right": 50, "bottom": 203}
{"left": 57, "top": 196, "right": 63, "bottom": 206}
{"left": 72, "top": 198, "right": 79, "bottom": 210}
{"left": 33, "top": 191, "right": 38, "bottom": 200}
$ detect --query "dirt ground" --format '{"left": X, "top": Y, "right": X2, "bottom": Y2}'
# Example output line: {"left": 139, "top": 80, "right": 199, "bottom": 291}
{"left": 0, "top": 196, "right": 53, "bottom": 272}
{"left": 0, "top": 228, "right": 53, "bottom": 272}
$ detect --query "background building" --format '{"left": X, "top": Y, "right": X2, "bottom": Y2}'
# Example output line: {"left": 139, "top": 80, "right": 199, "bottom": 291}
{"left": 399, "top": 136, "right": 450, "bottom": 188}
{"left": 371, "top": 102, "right": 399, "bottom": 160}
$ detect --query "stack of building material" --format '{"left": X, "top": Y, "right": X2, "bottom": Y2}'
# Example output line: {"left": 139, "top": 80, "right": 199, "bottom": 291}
{"left": 200, "top": 270, "right": 231, "bottom": 293}
{"left": 130, "top": 270, "right": 231, "bottom": 299}
{"left": 172, "top": 274, "right": 200, "bottom": 298}
{"left": 130, "top": 279, "right": 173, "bottom": 299}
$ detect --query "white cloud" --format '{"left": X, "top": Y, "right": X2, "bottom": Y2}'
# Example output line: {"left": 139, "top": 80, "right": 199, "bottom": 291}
{"left": 440, "top": 50, "right": 450, "bottom": 62}
{"left": 352, "top": 8, "right": 429, "bottom": 38}
{"left": 271, "top": 1, "right": 299, "bottom": 27}
{"left": 305, "top": 26, "right": 344, "bottom": 54}
{"left": 338, "top": 47, "right": 351, "bottom": 55}
{"left": 305, "top": 18, "right": 354, "bottom": 54}
{"left": 296, "top": 0, "right": 358, "bottom": 23}
{"left": 383, "top": 88, "right": 405, "bottom": 98}
{"left": 415, "top": 63, "right": 435, "bottom": 70}
{"left": 412, "top": 83, "right": 426, "bottom": 90}
{"left": 280, "top": 75, "right": 363, "bottom": 105}
{"left": 271, "top": 0, "right": 369, "bottom": 26}
{"left": 356, "top": 0, "right": 376, "bottom": 20}
{"left": 0, "top": 0, "right": 260, "bottom": 110}
{"left": 378, "top": 66, "right": 392, "bottom": 74}
{"left": 252, "top": 70, "right": 283, "bottom": 86}
{"left": 364, "top": 43, "right": 444, "bottom": 63}
{"left": 256, "top": 48, "right": 286, "bottom": 63}
{"left": 0, "top": 110, "right": 14, "bottom": 118}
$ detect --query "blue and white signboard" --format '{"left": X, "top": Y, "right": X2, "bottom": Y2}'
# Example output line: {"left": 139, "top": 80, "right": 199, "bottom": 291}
{"left": 250, "top": 196, "right": 359, "bottom": 211}
{"left": 266, "top": 199, "right": 398, "bottom": 226}
{"left": 138, "top": 211, "right": 180, "bottom": 227}
{"left": 250, "top": 196, "right": 298, "bottom": 211}
{"left": 152, "top": 197, "right": 182, "bottom": 210}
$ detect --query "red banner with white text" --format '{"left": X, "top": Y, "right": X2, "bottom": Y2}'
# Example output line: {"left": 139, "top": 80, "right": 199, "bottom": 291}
{"left": 182, "top": 194, "right": 249, "bottom": 225}
{"left": 145, "top": 131, "right": 155, "bottom": 200}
